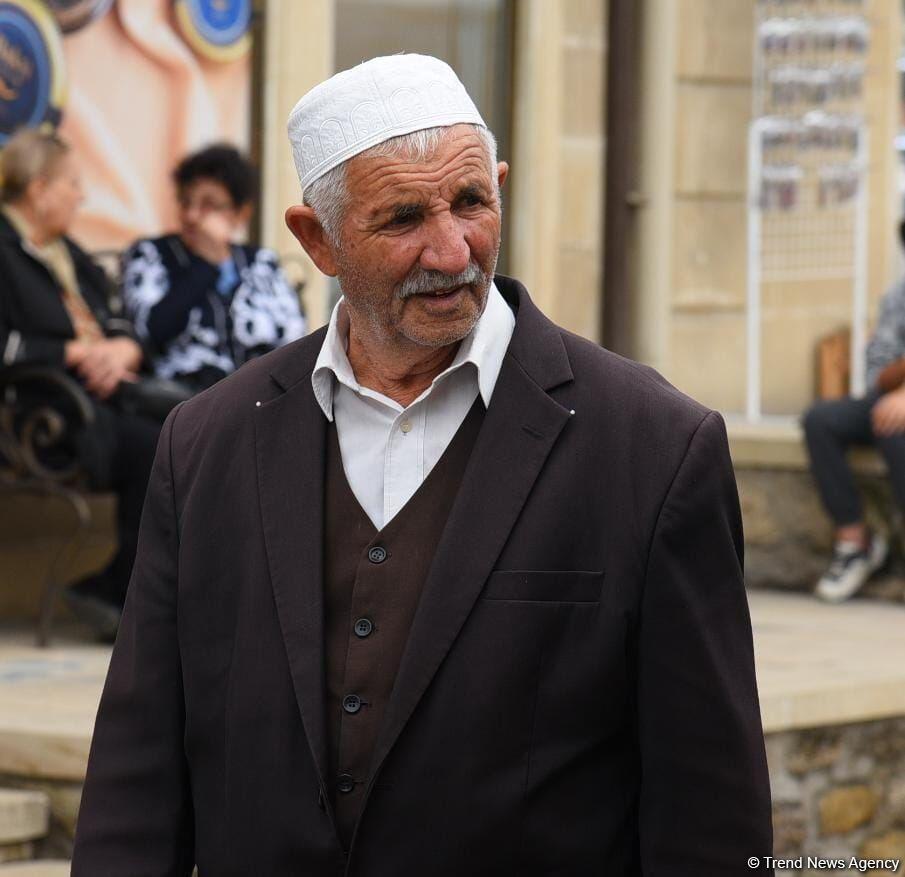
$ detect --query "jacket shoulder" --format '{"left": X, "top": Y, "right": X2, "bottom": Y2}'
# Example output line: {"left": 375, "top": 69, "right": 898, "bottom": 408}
{"left": 172, "top": 329, "right": 324, "bottom": 430}
{"left": 558, "top": 329, "right": 714, "bottom": 439}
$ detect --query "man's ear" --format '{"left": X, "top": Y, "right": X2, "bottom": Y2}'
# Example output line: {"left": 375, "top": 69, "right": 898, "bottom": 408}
{"left": 285, "top": 204, "right": 338, "bottom": 276}
{"left": 497, "top": 161, "right": 509, "bottom": 190}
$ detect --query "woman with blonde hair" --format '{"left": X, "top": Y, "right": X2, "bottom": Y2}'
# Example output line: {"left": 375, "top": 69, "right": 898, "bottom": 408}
{"left": 0, "top": 127, "right": 159, "bottom": 639}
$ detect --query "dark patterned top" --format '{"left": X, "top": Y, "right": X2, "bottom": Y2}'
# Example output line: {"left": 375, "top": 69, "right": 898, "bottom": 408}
{"left": 866, "top": 278, "right": 905, "bottom": 391}
{"left": 122, "top": 234, "right": 306, "bottom": 388}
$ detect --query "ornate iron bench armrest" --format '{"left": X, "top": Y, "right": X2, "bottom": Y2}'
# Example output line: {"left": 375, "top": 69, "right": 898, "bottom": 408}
{"left": 0, "top": 365, "right": 95, "bottom": 486}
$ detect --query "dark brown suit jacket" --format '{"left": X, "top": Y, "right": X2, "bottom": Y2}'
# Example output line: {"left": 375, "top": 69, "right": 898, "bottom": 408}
{"left": 72, "top": 276, "right": 774, "bottom": 876}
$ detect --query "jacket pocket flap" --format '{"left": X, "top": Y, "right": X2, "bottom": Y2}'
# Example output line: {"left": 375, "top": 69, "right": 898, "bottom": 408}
{"left": 482, "top": 570, "right": 604, "bottom": 603}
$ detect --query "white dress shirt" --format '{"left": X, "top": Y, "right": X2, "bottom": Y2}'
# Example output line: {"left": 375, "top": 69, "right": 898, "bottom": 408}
{"left": 311, "top": 283, "right": 515, "bottom": 529}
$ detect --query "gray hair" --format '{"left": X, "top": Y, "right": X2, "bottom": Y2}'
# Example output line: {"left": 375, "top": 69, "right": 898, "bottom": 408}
{"left": 302, "top": 123, "right": 498, "bottom": 248}
{"left": 0, "top": 127, "right": 70, "bottom": 204}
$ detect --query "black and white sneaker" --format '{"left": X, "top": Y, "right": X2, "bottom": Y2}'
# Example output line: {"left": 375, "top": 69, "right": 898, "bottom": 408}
{"left": 815, "top": 532, "right": 888, "bottom": 603}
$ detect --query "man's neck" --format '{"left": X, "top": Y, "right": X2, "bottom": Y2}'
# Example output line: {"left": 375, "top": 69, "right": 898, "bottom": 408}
{"left": 346, "top": 323, "right": 460, "bottom": 409}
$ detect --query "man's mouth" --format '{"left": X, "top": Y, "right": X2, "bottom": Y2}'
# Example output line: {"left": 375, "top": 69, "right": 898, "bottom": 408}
{"left": 417, "top": 284, "right": 466, "bottom": 298}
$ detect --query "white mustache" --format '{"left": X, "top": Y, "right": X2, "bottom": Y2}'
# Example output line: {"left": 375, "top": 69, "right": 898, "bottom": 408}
{"left": 396, "top": 262, "right": 484, "bottom": 299}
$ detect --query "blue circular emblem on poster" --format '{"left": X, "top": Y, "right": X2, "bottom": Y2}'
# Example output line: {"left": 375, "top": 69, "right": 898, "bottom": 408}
{"left": 0, "top": 0, "right": 66, "bottom": 145}
{"left": 175, "top": 0, "right": 252, "bottom": 63}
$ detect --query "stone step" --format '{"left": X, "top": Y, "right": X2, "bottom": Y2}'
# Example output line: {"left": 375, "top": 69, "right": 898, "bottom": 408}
{"left": 0, "top": 863, "right": 69, "bottom": 875}
{"left": 0, "top": 790, "right": 49, "bottom": 845}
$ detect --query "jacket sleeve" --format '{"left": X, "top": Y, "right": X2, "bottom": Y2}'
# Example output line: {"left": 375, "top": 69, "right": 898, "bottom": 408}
{"left": 0, "top": 308, "right": 66, "bottom": 368}
{"left": 122, "top": 240, "right": 217, "bottom": 349}
{"left": 0, "top": 251, "right": 66, "bottom": 367}
{"left": 637, "top": 411, "right": 774, "bottom": 876}
{"left": 71, "top": 404, "right": 195, "bottom": 876}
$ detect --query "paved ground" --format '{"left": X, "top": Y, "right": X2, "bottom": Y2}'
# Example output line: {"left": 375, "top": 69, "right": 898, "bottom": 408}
{"left": 750, "top": 589, "right": 905, "bottom": 733}
{"left": 0, "top": 626, "right": 107, "bottom": 781}
{"left": 0, "top": 591, "right": 903, "bottom": 781}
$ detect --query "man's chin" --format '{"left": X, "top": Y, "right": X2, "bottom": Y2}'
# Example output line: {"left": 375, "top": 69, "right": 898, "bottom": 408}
{"left": 399, "top": 317, "right": 479, "bottom": 349}
{"left": 399, "top": 289, "right": 485, "bottom": 346}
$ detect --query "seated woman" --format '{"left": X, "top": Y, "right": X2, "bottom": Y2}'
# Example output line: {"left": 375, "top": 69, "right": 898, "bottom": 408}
{"left": 122, "top": 144, "right": 306, "bottom": 391}
{"left": 0, "top": 128, "right": 160, "bottom": 638}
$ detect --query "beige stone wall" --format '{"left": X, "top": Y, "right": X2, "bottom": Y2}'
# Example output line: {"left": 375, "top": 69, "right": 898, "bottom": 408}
{"left": 636, "top": 0, "right": 902, "bottom": 417}
{"left": 509, "top": 0, "right": 606, "bottom": 342}
{"left": 257, "top": 0, "right": 334, "bottom": 329}
{"left": 256, "top": 0, "right": 608, "bottom": 337}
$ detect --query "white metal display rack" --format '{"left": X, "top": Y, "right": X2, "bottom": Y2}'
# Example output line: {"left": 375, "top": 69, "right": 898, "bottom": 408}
{"left": 747, "top": 0, "right": 870, "bottom": 422}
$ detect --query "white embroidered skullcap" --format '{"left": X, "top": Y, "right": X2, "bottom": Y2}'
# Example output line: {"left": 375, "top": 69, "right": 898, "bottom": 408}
{"left": 287, "top": 53, "right": 486, "bottom": 191}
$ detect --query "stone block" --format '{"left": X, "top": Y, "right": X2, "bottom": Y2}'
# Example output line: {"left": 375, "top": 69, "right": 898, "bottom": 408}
{"left": 761, "top": 309, "right": 853, "bottom": 417}
{"left": 773, "top": 801, "right": 807, "bottom": 857}
{"left": 787, "top": 730, "right": 843, "bottom": 776}
{"left": 0, "top": 790, "right": 49, "bottom": 845}
{"left": 558, "top": 141, "right": 603, "bottom": 250}
{"left": 561, "top": 43, "right": 603, "bottom": 138}
{"left": 556, "top": 245, "right": 601, "bottom": 342}
{"left": 886, "top": 775, "right": 905, "bottom": 819}
{"left": 676, "top": 0, "right": 753, "bottom": 81}
{"left": 0, "top": 863, "right": 70, "bottom": 875}
{"left": 0, "top": 842, "right": 33, "bottom": 864}
{"left": 675, "top": 82, "right": 750, "bottom": 196}
{"left": 761, "top": 278, "right": 852, "bottom": 313}
{"left": 672, "top": 198, "right": 747, "bottom": 311}
{"left": 562, "top": 0, "right": 603, "bottom": 39}
{"left": 666, "top": 311, "right": 746, "bottom": 413}
{"left": 819, "top": 785, "right": 878, "bottom": 835}
{"left": 860, "top": 829, "right": 905, "bottom": 861}
{"left": 11, "top": 785, "right": 81, "bottom": 842}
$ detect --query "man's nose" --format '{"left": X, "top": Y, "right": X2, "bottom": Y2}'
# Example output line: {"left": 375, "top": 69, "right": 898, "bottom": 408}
{"left": 419, "top": 214, "right": 470, "bottom": 276}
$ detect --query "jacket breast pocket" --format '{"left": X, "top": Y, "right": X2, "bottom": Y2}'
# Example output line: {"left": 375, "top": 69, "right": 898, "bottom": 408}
{"left": 482, "top": 569, "right": 604, "bottom": 603}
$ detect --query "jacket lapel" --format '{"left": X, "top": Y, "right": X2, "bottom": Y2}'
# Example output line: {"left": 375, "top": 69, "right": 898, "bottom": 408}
{"left": 254, "top": 330, "right": 332, "bottom": 799}
{"left": 364, "top": 278, "right": 574, "bottom": 798}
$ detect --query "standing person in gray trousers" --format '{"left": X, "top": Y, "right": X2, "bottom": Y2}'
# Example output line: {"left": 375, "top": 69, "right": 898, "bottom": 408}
{"left": 804, "top": 223, "right": 905, "bottom": 601}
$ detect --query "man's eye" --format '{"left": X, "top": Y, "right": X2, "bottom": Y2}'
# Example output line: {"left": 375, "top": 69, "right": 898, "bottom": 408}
{"left": 386, "top": 212, "right": 418, "bottom": 228}
{"left": 459, "top": 194, "right": 484, "bottom": 208}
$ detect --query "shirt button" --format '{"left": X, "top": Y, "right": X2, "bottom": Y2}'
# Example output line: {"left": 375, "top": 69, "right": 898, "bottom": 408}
{"left": 337, "top": 774, "right": 355, "bottom": 794}
{"left": 400, "top": 420, "right": 412, "bottom": 434}
{"left": 368, "top": 546, "right": 387, "bottom": 564}
{"left": 342, "top": 694, "right": 362, "bottom": 714}
{"left": 354, "top": 618, "right": 373, "bottom": 638}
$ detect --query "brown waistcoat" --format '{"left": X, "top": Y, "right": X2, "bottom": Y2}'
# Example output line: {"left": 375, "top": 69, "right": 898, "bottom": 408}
{"left": 323, "top": 398, "right": 485, "bottom": 848}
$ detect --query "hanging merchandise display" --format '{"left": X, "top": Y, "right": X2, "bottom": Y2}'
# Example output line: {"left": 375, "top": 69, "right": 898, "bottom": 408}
{"left": 746, "top": 0, "right": 871, "bottom": 420}
{"left": 0, "top": 0, "right": 67, "bottom": 144}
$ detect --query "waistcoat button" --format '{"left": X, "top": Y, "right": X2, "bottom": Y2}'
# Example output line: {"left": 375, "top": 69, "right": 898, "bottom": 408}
{"left": 342, "top": 694, "right": 362, "bottom": 714}
{"left": 354, "top": 617, "right": 373, "bottom": 637}
{"left": 368, "top": 546, "right": 387, "bottom": 563}
{"left": 337, "top": 774, "right": 355, "bottom": 794}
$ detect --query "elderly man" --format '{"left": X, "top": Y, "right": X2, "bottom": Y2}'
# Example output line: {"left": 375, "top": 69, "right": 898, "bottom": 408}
{"left": 72, "top": 55, "right": 773, "bottom": 876}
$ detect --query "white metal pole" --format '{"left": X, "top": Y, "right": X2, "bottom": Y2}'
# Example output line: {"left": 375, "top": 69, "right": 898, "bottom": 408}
{"left": 851, "top": 127, "right": 869, "bottom": 397}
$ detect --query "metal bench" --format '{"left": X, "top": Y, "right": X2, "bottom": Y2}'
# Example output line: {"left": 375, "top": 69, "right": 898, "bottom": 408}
{"left": 0, "top": 365, "right": 99, "bottom": 646}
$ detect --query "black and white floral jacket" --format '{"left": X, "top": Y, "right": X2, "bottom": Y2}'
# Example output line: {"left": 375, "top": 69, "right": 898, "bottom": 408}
{"left": 122, "top": 235, "right": 306, "bottom": 390}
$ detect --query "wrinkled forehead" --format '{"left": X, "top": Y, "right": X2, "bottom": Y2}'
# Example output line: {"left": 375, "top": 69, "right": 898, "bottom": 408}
{"left": 342, "top": 126, "right": 495, "bottom": 205}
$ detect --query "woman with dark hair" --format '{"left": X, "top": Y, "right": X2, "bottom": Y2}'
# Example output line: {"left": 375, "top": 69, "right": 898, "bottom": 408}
{"left": 0, "top": 127, "right": 160, "bottom": 639}
{"left": 122, "top": 144, "right": 306, "bottom": 392}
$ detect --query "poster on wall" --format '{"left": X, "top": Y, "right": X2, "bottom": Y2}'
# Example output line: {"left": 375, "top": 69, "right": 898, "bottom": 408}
{"left": 0, "top": 0, "right": 252, "bottom": 251}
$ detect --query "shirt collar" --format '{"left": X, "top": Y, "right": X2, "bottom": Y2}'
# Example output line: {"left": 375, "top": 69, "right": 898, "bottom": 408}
{"left": 1, "top": 204, "right": 34, "bottom": 244}
{"left": 312, "top": 280, "right": 515, "bottom": 420}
